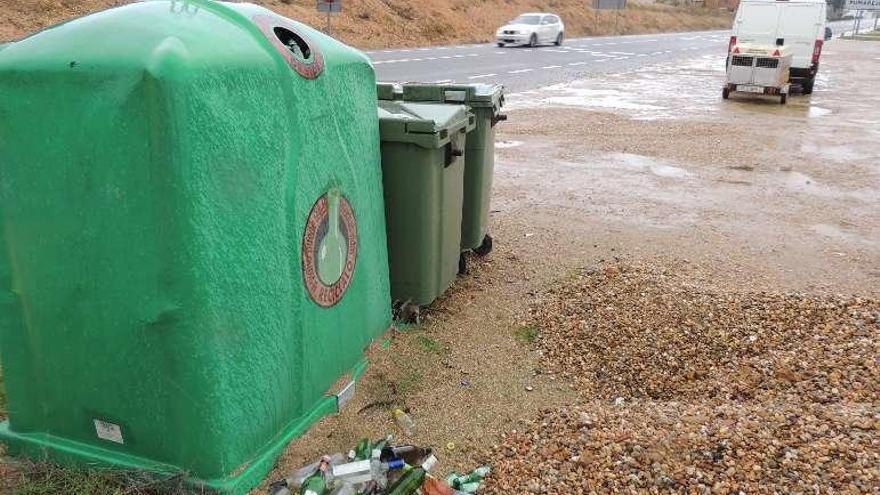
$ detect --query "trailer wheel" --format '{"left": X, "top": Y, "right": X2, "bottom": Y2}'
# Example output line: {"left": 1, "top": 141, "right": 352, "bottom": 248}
{"left": 474, "top": 234, "right": 494, "bottom": 257}
{"left": 780, "top": 94, "right": 787, "bottom": 105}
{"left": 722, "top": 87, "right": 730, "bottom": 100}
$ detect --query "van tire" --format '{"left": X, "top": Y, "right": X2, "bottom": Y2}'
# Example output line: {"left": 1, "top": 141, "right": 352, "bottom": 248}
{"left": 497, "top": 42, "right": 505, "bottom": 47}
{"left": 555, "top": 33, "right": 564, "bottom": 46}
{"left": 802, "top": 77, "right": 815, "bottom": 95}
{"left": 722, "top": 87, "right": 730, "bottom": 100}
{"left": 780, "top": 94, "right": 787, "bottom": 105}
{"left": 529, "top": 34, "right": 538, "bottom": 48}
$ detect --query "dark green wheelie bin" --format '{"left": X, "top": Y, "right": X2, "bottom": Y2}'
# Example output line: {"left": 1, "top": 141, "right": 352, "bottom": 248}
{"left": 398, "top": 83, "right": 506, "bottom": 256}
{"left": 378, "top": 100, "right": 475, "bottom": 306}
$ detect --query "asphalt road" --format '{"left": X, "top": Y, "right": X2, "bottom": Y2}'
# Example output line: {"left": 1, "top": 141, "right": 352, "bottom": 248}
{"left": 369, "top": 19, "right": 875, "bottom": 92}
{"left": 369, "top": 30, "right": 729, "bottom": 92}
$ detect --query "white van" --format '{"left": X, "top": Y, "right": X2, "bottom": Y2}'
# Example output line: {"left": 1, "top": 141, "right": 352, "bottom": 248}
{"left": 729, "top": 0, "right": 829, "bottom": 94}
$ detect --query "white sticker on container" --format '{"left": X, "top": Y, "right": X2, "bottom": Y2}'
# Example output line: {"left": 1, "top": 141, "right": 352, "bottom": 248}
{"left": 94, "top": 419, "right": 124, "bottom": 444}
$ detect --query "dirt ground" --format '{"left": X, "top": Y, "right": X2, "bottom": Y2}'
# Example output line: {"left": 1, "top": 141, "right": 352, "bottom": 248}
{"left": 0, "top": 0, "right": 731, "bottom": 48}
{"left": 254, "top": 39, "right": 879, "bottom": 493}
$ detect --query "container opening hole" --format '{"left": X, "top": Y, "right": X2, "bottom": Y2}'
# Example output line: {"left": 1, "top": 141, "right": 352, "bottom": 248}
{"left": 274, "top": 27, "right": 311, "bottom": 60}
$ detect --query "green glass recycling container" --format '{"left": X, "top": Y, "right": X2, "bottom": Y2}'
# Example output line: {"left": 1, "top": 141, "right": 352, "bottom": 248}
{"left": 377, "top": 101, "right": 474, "bottom": 306}
{"left": 0, "top": 1, "right": 391, "bottom": 493}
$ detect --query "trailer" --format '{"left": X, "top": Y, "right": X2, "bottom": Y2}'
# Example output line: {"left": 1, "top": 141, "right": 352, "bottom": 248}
{"left": 723, "top": 43, "right": 793, "bottom": 104}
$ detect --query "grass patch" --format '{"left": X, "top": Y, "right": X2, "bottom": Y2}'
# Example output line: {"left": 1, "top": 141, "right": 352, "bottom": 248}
{"left": 6, "top": 462, "right": 194, "bottom": 495}
{"left": 395, "top": 369, "right": 424, "bottom": 398}
{"left": 514, "top": 326, "right": 541, "bottom": 344}
{"left": 415, "top": 335, "right": 444, "bottom": 355}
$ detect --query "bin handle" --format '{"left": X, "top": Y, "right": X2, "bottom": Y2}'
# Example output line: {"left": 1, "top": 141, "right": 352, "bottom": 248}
{"left": 492, "top": 113, "right": 508, "bottom": 127}
{"left": 445, "top": 146, "right": 463, "bottom": 167}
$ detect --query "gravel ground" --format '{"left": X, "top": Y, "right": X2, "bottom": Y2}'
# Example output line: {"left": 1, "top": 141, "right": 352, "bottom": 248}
{"left": 481, "top": 263, "right": 879, "bottom": 494}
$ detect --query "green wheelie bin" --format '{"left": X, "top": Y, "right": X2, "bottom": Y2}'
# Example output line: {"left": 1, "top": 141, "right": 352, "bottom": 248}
{"left": 398, "top": 83, "right": 506, "bottom": 256}
{"left": 378, "top": 100, "right": 475, "bottom": 307}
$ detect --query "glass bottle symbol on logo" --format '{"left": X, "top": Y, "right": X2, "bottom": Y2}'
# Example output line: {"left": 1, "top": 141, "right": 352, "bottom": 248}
{"left": 317, "top": 189, "right": 347, "bottom": 286}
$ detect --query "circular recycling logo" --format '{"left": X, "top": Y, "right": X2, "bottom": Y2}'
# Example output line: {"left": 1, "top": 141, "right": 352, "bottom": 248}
{"left": 302, "top": 191, "right": 358, "bottom": 307}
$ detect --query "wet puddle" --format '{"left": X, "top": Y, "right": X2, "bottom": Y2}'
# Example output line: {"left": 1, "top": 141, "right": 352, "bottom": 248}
{"left": 611, "top": 153, "right": 691, "bottom": 178}
{"left": 507, "top": 55, "right": 726, "bottom": 119}
{"left": 808, "top": 106, "right": 832, "bottom": 117}
{"left": 496, "top": 140, "right": 524, "bottom": 149}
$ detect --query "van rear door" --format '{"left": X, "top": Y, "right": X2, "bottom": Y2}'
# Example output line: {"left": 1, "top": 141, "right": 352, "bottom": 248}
{"left": 779, "top": 3, "right": 824, "bottom": 69}
{"left": 736, "top": 2, "right": 781, "bottom": 44}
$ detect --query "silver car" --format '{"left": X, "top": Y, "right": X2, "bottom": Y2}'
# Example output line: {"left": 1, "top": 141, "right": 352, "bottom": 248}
{"left": 496, "top": 13, "right": 565, "bottom": 48}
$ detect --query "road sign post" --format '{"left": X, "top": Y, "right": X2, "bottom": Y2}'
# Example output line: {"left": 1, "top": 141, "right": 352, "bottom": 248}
{"left": 317, "top": 0, "right": 342, "bottom": 35}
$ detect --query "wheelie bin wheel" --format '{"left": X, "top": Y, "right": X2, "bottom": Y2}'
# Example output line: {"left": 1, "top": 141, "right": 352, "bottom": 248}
{"left": 398, "top": 301, "right": 421, "bottom": 324}
{"left": 473, "top": 234, "right": 494, "bottom": 257}
{"left": 458, "top": 252, "right": 468, "bottom": 275}
{"left": 780, "top": 94, "right": 787, "bottom": 105}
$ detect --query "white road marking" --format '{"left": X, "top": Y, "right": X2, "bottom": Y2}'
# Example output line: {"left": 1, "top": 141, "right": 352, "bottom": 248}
{"left": 508, "top": 68, "right": 535, "bottom": 74}
{"left": 542, "top": 65, "right": 563, "bottom": 69}
{"left": 468, "top": 73, "right": 498, "bottom": 79}
{"left": 568, "top": 61, "right": 588, "bottom": 66}
{"left": 434, "top": 79, "right": 453, "bottom": 83}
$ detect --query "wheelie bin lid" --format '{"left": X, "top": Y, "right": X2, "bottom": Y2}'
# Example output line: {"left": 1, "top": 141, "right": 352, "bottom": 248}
{"left": 400, "top": 83, "right": 504, "bottom": 110}
{"left": 378, "top": 100, "right": 475, "bottom": 149}
{"left": 377, "top": 82, "right": 402, "bottom": 100}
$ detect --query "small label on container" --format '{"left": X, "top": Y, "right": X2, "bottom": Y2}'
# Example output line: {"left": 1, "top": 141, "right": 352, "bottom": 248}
{"left": 336, "top": 380, "right": 356, "bottom": 409}
{"left": 94, "top": 419, "right": 124, "bottom": 444}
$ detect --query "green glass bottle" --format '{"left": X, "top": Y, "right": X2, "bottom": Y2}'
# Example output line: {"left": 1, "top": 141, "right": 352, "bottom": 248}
{"left": 384, "top": 467, "right": 426, "bottom": 495}
{"left": 299, "top": 456, "right": 331, "bottom": 495}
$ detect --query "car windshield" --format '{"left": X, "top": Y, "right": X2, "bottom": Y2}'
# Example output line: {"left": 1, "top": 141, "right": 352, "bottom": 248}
{"left": 511, "top": 15, "right": 542, "bottom": 25}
